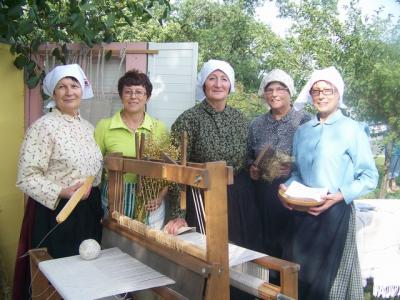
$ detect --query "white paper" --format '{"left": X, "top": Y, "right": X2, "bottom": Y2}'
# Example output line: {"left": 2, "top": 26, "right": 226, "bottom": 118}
{"left": 176, "top": 232, "right": 265, "bottom": 266}
{"left": 285, "top": 181, "right": 328, "bottom": 202}
{"left": 38, "top": 248, "right": 174, "bottom": 300}
{"left": 175, "top": 226, "right": 196, "bottom": 235}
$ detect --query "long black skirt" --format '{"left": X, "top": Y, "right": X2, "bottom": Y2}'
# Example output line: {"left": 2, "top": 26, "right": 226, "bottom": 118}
{"left": 13, "top": 187, "right": 103, "bottom": 300}
{"left": 254, "top": 178, "right": 293, "bottom": 258}
{"left": 185, "top": 170, "right": 263, "bottom": 251}
{"left": 282, "top": 201, "right": 350, "bottom": 300}
{"left": 32, "top": 186, "right": 103, "bottom": 258}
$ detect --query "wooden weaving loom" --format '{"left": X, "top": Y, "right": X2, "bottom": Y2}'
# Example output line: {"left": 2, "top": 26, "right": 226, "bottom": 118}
{"left": 30, "top": 152, "right": 299, "bottom": 299}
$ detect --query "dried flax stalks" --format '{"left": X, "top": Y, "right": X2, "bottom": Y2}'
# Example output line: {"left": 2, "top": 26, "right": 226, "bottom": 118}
{"left": 257, "top": 146, "right": 293, "bottom": 183}
{"left": 135, "top": 132, "right": 180, "bottom": 223}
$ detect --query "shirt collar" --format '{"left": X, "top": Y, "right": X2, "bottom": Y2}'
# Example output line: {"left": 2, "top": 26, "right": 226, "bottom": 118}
{"left": 201, "top": 99, "right": 231, "bottom": 116}
{"left": 53, "top": 107, "right": 81, "bottom": 122}
{"left": 311, "top": 109, "right": 344, "bottom": 127}
{"left": 265, "top": 107, "right": 295, "bottom": 124}
{"left": 109, "top": 109, "right": 152, "bottom": 131}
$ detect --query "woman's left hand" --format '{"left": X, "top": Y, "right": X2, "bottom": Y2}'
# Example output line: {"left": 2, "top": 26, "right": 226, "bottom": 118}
{"left": 279, "top": 163, "right": 291, "bottom": 178}
{"left": 163, "top": 218, "right": 188, "bottom": 235}
{"left": 307, "top": 191, "right": 344, "bottom": 216}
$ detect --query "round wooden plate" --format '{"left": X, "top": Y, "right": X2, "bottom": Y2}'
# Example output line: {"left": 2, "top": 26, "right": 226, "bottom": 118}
{"left": 278, "top": 189, "right": 324, "bottom": 211}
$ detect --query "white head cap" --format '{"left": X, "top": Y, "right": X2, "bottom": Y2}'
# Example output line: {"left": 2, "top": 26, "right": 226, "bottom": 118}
{"left": 195, "top": 59, "right": 235, "bottom": 101}
{"left": 258, "top": 69, "right": 295, "bottom": 97}
{"left": 294, "top": 66, "right": 346, "bottom": 111}
{"left": 43, "top": 64, "right": 94, "bottom": 100}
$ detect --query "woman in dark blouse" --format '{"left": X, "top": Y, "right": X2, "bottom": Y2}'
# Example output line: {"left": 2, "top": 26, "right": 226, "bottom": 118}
{"left": 247, "top": 69, "right": 311, "bottom": 263}
{"left": 167, "top": 59, "right": 263, "bottom": 253}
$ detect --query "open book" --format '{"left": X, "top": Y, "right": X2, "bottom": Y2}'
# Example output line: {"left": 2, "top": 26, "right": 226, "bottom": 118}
{"left": 284, "top": 181, "right": 328, "bottom": 203}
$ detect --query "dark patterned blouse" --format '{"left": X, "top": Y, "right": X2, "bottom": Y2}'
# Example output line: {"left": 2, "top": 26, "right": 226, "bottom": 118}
{"left": 247, "top": 107, "right": 312, "bottom": 165}
{"left": 171, "top": 100, "right": 249, "bottom": 174}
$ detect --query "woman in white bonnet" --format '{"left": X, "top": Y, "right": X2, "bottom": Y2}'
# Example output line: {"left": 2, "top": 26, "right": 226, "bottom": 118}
{"left": 13, "top": 64, "right": 103, "bottom": 299}
{"left": 247, "top": 69, "right": 311, "bottom": 279}
{"left": 167, "top": 59, "right": 263, "bottom": 247}
{"left": 168, "top": 59, "right": 263, "bottom": 299}
{"left": 280, "top": 66, "right": 378, "bottom": 299}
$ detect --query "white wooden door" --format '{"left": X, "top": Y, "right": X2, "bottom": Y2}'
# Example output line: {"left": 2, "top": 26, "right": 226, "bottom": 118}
{"left": 147, "top": 42, "right": 198, "bottom": 128}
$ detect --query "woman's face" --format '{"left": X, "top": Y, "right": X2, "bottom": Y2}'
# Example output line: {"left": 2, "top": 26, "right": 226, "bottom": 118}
{"left": 264, "top": 82, "right": 291, "bottom": 112}
{"left": 204, "top": 70, "right": 231, "bottom": 103}
{"left": 121, "top": 85, "right": 148, "bottom": 115}
{"left": 311, "top": 80, "right": 340, "bottom": 120}
{"left": 53, "top": 77, "right": 82, "bottom": 116}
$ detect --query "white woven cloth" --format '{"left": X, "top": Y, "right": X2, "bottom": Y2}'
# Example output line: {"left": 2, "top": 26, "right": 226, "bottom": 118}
{"left": 355, "top": 199, "right": 400, "bottom": 298}
{"left": 38, "top": 247, "right": 174, "bottom": 300}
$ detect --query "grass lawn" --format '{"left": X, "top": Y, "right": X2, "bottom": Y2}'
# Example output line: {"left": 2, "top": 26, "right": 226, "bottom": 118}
{"left": 363, "top": 156, "right": 400, "bottom": 199}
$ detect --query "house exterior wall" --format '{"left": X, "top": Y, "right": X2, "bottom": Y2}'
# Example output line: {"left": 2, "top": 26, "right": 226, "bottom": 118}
{"left": 0, "top": 43, "right": 25, "bottom": 292}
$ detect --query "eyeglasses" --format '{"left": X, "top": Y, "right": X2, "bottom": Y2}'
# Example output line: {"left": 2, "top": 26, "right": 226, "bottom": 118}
{"left": 123, "top": 90, "right": 147, "bottom": 98}
{"left": 310, "top": 89, "right": 336, "bottom": 97}
{"left": 264, "top": 87, "right": 289, "bottom": 95}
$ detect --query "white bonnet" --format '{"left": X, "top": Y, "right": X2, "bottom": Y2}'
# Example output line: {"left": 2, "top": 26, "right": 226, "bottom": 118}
{"left": 195, "top": 59, "right": 235, "bottom": 101}
{"left": 258, "top": 69, "right": 295, "bottom": 97}
{"left": 294, "top": 66, "right": 346, "bottom": 111}
{"left": 43, "top": 64, "right": 94, "bottom": 100}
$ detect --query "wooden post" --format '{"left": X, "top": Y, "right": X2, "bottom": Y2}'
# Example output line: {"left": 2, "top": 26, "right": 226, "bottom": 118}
{"left": 106, "top": 153, "right": 124, "bottom": 216}
{"left": 29, "top": 249, "right": 61, "bottom": 300}
{"left": 180, "top": 132, "right": 188, "bottom": 210}
{"left": 203, "top": 161, "right": 229, "bottom": 300}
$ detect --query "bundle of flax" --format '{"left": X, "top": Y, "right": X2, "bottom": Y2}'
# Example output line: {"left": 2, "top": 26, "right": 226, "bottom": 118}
{"left": 135, "top": 132, "right": 180, "bottom": 225}
{"left": 255, "top": 144, "right": 293, "bottom": 183}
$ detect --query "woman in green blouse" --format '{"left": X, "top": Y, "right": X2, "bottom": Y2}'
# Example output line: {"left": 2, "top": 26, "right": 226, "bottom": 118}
{"left": 166, "top": 60, "right": 263, "bottom": 252}
{"left": 95, "top": 69, "right": 182, "bottom": 229}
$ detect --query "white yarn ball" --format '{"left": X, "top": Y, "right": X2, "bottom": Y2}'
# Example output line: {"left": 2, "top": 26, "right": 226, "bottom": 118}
{"left": 79, "top": 239, "right": 101, "bottom": 260}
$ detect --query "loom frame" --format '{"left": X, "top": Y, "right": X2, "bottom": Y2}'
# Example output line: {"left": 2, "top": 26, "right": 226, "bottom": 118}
{"left": 29, "top": 154, "right": 299, "bottom": 299}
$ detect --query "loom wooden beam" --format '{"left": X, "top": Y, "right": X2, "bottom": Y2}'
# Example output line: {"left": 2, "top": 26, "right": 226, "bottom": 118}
{"left": 253, "top": 256, "right": 300, "bottom": 299}
{"left": 104, "top": 219, "right": 213, "bottom": 277}
{"left": 105, "top": 155, "right": 211, "bottom": 189}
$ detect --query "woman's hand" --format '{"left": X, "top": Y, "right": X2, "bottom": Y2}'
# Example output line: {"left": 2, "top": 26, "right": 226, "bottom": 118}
{"left": 249, "top": 164, "right": 261, "bottom": 180}
{"left": 278, "top": 184, "right": 293, "bottom": 210}
{"left": 163, "top": 218, "right": 188, "bottom": 235}
{"left": 59, "top": 182, "right": 83, "bottom": 199}
{"left": 307, "top": 191, "right": 344, "bottom": 216}
{"left": 145, "top": 186, "right": 169, "bottom": 212}
{"left": 59, "top": 182, "right": 92, "bottom": 200}
{"left": 279, "top": 163, "right": 291, "bottom": 178}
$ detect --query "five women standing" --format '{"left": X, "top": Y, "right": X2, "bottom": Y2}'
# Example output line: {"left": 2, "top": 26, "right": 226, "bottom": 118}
{"left": 14, "top": 61, "right": 379, "bottom": 300}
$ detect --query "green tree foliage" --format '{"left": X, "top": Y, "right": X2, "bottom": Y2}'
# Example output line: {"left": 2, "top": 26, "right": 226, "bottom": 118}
{"left": 0, "top": 0, "right": 170, "bottom": 87}
{"left": 273, "top": 0, "right": 400, "bottom": 132}
{"left": 155, "top": 0, "right": 283, "bottom": 91}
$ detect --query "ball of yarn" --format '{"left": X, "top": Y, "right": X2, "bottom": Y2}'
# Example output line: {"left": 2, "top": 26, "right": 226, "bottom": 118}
{"left": 79, "top": 239, "right": 101, "bottom": 260}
